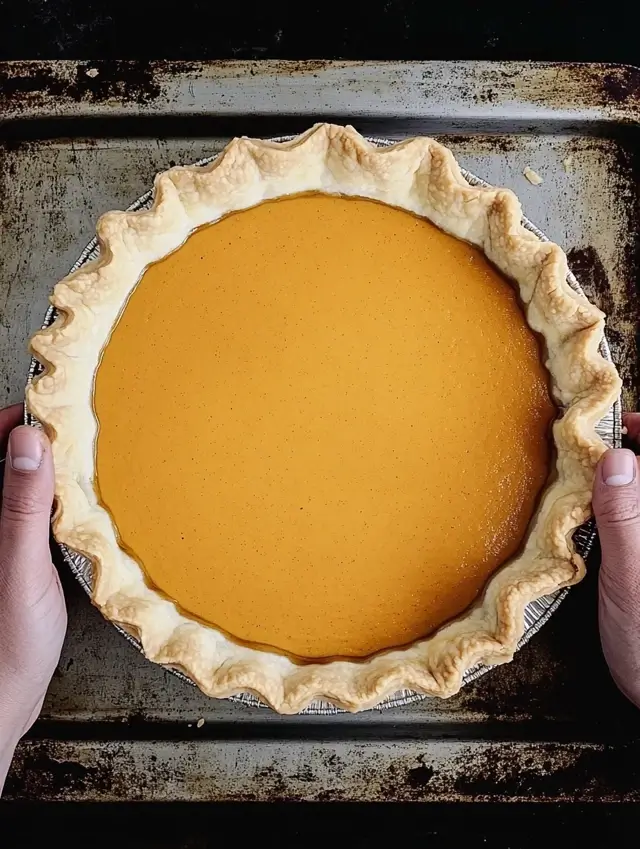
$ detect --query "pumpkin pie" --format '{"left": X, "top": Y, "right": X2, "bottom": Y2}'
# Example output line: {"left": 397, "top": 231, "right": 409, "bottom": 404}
{"left": 28, "top": 124, "right": 621, "bottom": 712}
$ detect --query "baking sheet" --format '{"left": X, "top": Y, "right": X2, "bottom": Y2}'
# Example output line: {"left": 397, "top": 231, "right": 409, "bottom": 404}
{"left": 1, "top": 60, "right": 639, "bottom": 801}
{"left": 24, "top": 142, "right": 621, "bottom": 714}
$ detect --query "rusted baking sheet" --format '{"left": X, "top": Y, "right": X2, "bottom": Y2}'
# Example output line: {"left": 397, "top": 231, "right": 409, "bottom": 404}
{"left": 1, "top": 60, "right": 639, "bottom": 802}
{"left": 5, "top": 738, "right": 640, "bottom": 802}
{"left": 0, "top": 59, "right": 639, "bottom": 126}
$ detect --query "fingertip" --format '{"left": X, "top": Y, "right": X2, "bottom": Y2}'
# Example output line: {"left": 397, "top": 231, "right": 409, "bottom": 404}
{"left": 0, "top": 404, "right": 24, "bottom": 448}
{"left": 622, "top": 412, "right": 640, "bottom": 443}
{"left": 8, "top": 426, "right": 46, "bottom": 473}
{"left": 592, "top": 450, "right": 640, "bottom": 526}
{"left": 598, "top": 448, "right": 637, "bottom": 488}
{"left": 1, "top": 426, "right": 54, "bottom": 522}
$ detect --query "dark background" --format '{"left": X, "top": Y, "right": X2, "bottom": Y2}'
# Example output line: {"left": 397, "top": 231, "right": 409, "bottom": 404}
{"left": 0, "top": 0, "right": 639, "bottom": 65}
{"left": 1, "top": 0, "right": 640, "bottom": 844}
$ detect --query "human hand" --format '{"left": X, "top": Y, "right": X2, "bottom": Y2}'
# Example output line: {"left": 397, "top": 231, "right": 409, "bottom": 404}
{"left": 594, "top": 412, "right": 640, "bottom": 709}
{"left": 0, "top": 405, "right": 67, "bottom": 791}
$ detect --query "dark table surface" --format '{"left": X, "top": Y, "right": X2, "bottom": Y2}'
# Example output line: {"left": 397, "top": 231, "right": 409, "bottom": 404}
{"left": 2, "top": 1, "right": 640, "bottom": 845}
{"left": 0, "top": 0, "right": 639, "bottom": 65}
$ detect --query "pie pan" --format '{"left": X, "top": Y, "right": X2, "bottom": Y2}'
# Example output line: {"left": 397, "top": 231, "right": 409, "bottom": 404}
{"left": 25, "top": 136, "right": 622, "bottom": 714}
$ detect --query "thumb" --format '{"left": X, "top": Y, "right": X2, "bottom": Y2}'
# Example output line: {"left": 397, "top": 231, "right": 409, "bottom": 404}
{"left": 593, "top": 448, "right": 640, "bottom": 705}
{"left": 593, "top": 449, "right": 640, "bottom": 612}
{"left": 0, "top": 427, "right": 54, "bottom": 572}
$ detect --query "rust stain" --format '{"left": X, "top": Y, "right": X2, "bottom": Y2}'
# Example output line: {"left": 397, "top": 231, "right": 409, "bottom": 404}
{"left": 599, "top": 65, "right": 640, "bottom": 107}
{"left": 568, "top": 246, "right": 614, "bottom": 315}
{"left": 3, "top": 743, "right": 111, "bottom": 798}
{"left": 568, "top": 248, "right": 639, "bottom": 414}
{"left": 193, "top": 59, "right": 341, "bottom": 77}
{"left": 0, "top": 60, "right": 163, "bottom": 109}
{"left": 438, "top": 134, "right": 526, "bottom": 155}
{"left": 405, "top": 761, "right": 435, "bottom": 789}
{"left": 5, "top": 739, "right": 640, "bottom": 801}
{"left": 4, "top": 741, "right": 158, "bottom": 801}
{"left": 450, "top": 743, "right": 640, "bottom": 802}
{"left": 217, "top": 744, "right": 640, "bottom": 802}
{"left": 1, "top": 60, "right": 638, "bottom": 119}
{"left": 0, "top": 59, "right": 355, "bottom": 118}
{"left": 446, "top": 62, "right": 640, "bottom": 113}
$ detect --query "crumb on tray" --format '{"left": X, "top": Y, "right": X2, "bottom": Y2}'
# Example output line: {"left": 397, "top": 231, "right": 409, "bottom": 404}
{"left": 523, "top": 166, "right": 543, "bottom": 186}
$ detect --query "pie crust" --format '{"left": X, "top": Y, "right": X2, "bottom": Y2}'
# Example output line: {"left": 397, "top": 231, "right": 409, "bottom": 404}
{"left": 28, "top": 124, "right": 621, "bottom": 713}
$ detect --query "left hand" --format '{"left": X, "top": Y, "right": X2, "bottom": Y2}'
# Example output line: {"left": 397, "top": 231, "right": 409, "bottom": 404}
{"left": 0, "top": 405, "right": 67, "bottom": 791}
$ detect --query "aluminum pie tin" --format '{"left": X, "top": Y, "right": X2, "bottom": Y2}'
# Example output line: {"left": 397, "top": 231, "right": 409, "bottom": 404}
{"left": 26, "top": 137, "right": 622, "bottom": 715}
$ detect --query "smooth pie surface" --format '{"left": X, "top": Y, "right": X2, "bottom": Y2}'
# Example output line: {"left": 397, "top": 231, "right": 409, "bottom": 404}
{"left": 94, "top": 194, "right": 555, "bottom": 660}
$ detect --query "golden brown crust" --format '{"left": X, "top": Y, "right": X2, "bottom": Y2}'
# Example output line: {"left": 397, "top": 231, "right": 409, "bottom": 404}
{"left": 27, "top": 124, "right": 621, "bottom": 713}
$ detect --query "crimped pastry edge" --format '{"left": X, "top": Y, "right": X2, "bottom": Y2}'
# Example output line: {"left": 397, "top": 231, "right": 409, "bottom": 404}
{"left": 27, "top": 123, "right": 621, "bottom": 713}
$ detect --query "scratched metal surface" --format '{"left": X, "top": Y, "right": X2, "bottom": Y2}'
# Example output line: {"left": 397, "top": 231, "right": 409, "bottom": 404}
{"left": 1, "top": 61, "right": 639, "bottom": 802}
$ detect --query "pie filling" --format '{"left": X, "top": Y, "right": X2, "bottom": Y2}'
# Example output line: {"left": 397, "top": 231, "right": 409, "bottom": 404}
{"left": 93, "top": 194, "right": 555, "bottom": 661}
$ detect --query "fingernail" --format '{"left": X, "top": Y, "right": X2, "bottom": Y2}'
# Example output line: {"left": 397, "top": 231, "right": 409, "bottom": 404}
{"left": 602, "top": 449, "right": 636, "bottom": 487}
{"left": 9, "top": 427, "right": 44, "bottom": 472}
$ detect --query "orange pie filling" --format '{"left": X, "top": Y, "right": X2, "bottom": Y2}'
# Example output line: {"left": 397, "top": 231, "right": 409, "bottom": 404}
{"left": 93, "top": 194, "right": 556, "bottom": 661}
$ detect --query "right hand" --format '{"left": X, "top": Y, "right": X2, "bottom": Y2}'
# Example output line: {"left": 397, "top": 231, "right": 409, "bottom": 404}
{"left": 594, "top": 412, "right": 640, "bottom": 708}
